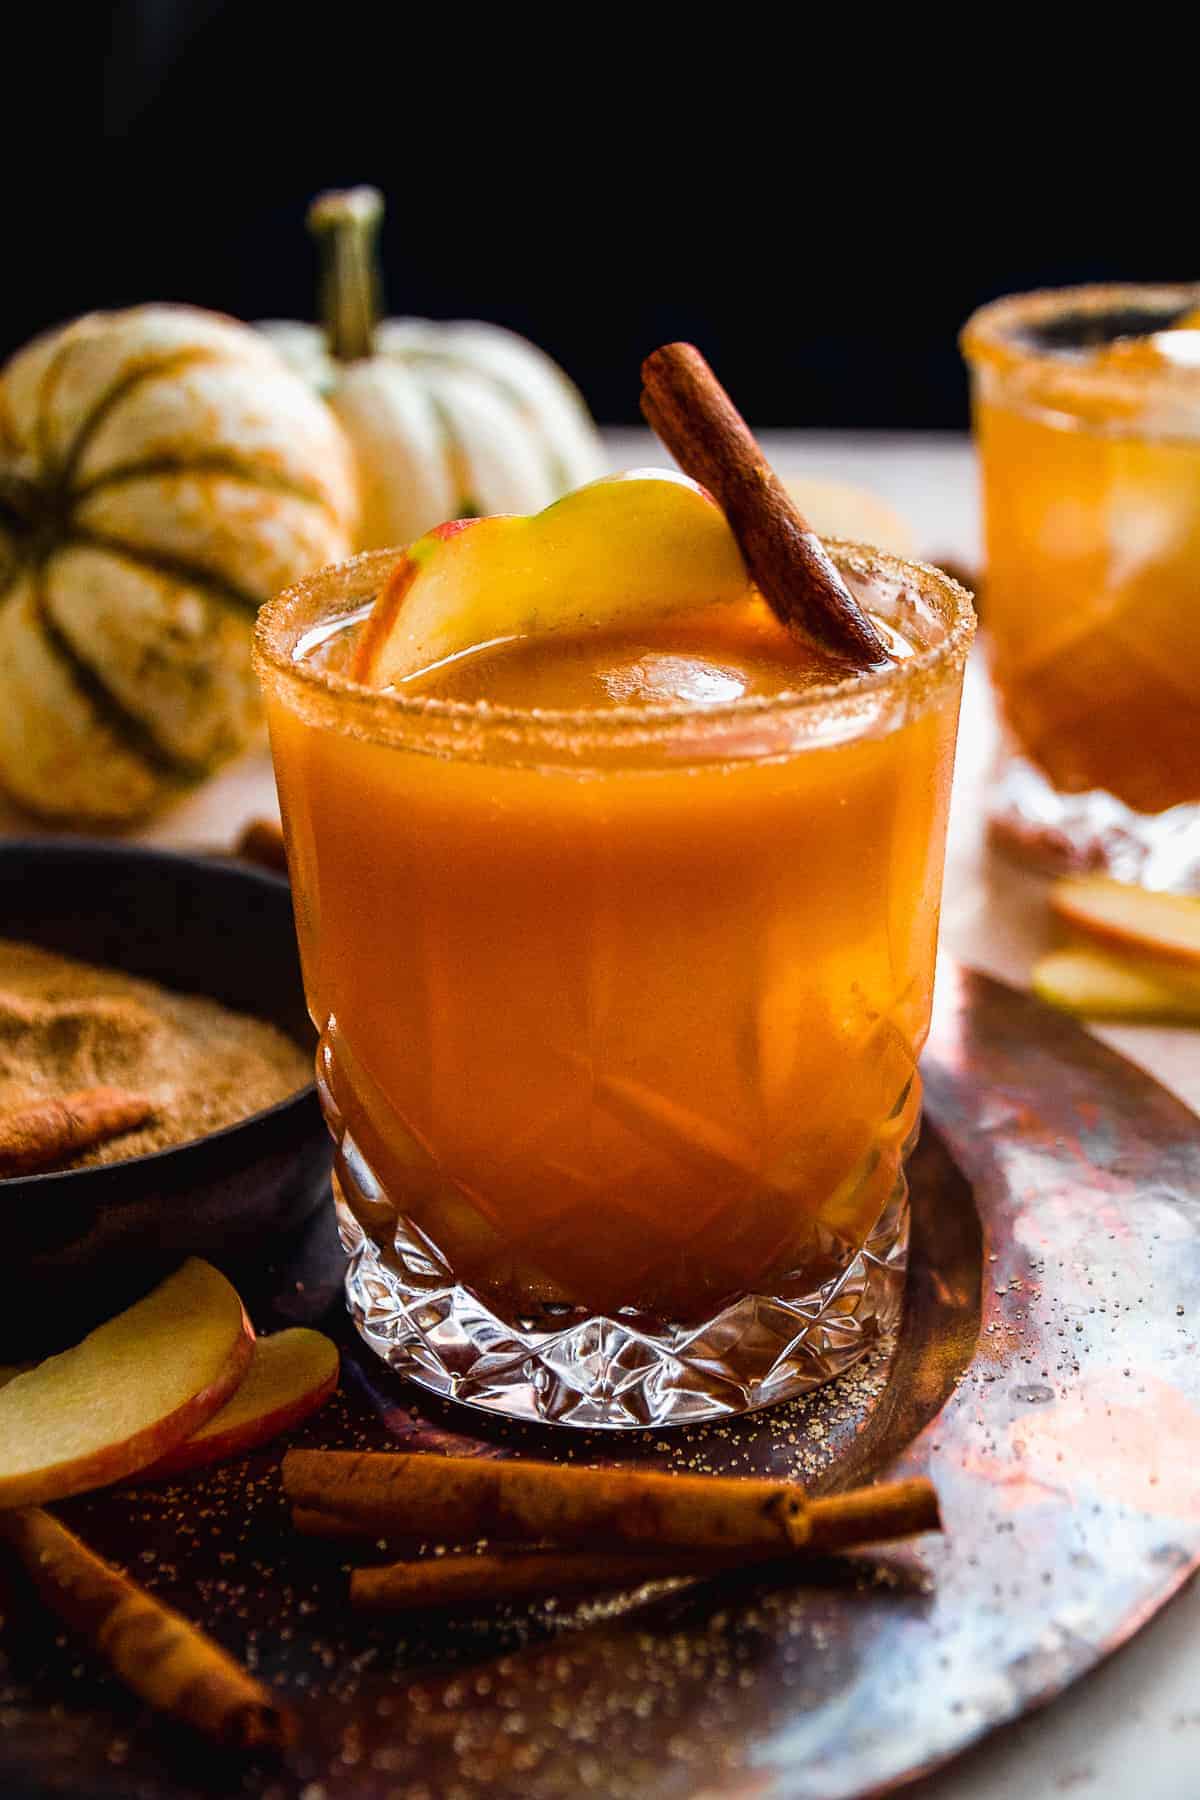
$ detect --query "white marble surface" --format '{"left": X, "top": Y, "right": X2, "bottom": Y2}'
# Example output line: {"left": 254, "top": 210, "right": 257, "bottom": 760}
{"left": 4, "top": 431, "right": 1197, "bottom": 1798}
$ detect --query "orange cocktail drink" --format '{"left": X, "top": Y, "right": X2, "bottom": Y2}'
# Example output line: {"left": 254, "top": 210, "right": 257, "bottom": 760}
{"left": 257, "top": 528, "right": 972, "bottom": 1428}
{"left": 963, "top": 285, "right": 1200, "bottom": 884}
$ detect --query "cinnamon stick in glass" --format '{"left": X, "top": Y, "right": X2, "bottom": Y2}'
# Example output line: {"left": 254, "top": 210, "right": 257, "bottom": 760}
{"left": 283, "top": 1451, "right": 938, "bottom": 1556}
{"left": 0, "top": 1507, "right": 295, "bottom": 1752}
{"left": 640, "top": 342, "right": 892, "bottom": 669}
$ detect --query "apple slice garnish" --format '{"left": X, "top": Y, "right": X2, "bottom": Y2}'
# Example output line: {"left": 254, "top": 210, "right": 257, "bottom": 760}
{"left": 1050, "top": 877, "right": 1200, "bottom": 968}
{"left": 1034, "top": 946, "right": 1200, "bottom": 1023}
{"left": 352, "top": 469, "right": 751, "bottom": 688}
{"left": 0, "top": 1258, "right": 253, "bottom": 1508}
{"left": 138, "top": 1327, "right": 339, "bottom": 1480}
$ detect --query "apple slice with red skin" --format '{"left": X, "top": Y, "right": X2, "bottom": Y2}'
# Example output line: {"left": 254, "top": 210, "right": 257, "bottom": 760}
{"left": 352, "top": 469, "right": 751, "bottom": 688}
{"left": 139, "top": 1328, "right": 339, "bottom": 1480}
{"left": 1050, "top": 877, "right": 1200, "bottom": 969}
{"left": 0, "top": 1258, "right": 254, "bottom": 1508}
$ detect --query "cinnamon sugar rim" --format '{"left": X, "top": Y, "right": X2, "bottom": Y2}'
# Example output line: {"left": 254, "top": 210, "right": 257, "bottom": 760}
{"left": 961, "top": 282, "right": 1200, "bottom": 382}
{"left": 254, "top": 543, "right": 975, "bottom": 758}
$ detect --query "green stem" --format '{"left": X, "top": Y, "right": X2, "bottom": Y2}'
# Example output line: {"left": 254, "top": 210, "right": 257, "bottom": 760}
{"left": 308, "top": 186, "right": 385, "bottom": 363}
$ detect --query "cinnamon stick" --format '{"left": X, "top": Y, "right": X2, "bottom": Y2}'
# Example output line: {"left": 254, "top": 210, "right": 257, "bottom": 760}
{"left": 805, "top": 1479, "right": 941, "bottom": 1552}
{"left": 0, "top": 1087, "right": 154, "bottom": 1178}
{"left": 291, "top": 1505, "right": 385, "bottom": 1540}
{"left": 640, "top": 342, "right": 891, "bottom": 669}
{"left": 344, "top": 1477, "right": 941, "bottom": 1611}
{"left": 234, "top": 818, "right": 289, "bottom": 877}
{"left": 320, "top": 1476, "right": 941, "bottom": 1613}
{"left": 0, "top": 1508, "right": 295, "bottom": 1753}
{"left": 349, "top": 1547, "right": 737, "bottom": 1612}
{"left": 283, "top": 1451, "right": 939, "bottom": 1557}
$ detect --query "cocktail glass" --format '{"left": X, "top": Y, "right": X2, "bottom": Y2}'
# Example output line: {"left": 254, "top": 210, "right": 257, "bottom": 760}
{"left": 962, "top": 284, "right": 1200, "bottom": 889}
{"left": 255, "top": 544, "right": 973, "bottom": 1427}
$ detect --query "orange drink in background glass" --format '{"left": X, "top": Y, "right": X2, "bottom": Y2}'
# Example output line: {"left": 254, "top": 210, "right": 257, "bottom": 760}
{"left": 962, "top": 284, "right": 1200, "bottom": 888}
{"left": 255, "top": 546, "right": 973, "bottom": 1427}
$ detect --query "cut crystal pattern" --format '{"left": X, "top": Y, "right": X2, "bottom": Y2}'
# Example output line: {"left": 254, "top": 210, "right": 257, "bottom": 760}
{"left": 338, "top": 1173, "right": 909, "bottom": 1430}
{"left": 990, "top": 754, "right": 1200, "bottom": 892}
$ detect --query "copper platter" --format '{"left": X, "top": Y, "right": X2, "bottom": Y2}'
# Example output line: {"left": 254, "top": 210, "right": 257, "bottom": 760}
{"left": 2, "top": 963, "right": 1199, "bottom": 1799}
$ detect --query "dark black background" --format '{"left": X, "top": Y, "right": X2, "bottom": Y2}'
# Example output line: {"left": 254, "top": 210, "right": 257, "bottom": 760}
{"left": 4, "top": 5, "right": 1190, "bottom": 429}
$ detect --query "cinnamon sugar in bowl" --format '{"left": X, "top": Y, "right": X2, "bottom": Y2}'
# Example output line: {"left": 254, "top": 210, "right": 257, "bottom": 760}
{"left": 0, "top": 841, "right": 328, "bottom": 1358}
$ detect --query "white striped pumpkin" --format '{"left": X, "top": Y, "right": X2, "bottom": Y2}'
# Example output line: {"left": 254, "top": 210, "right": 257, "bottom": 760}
{"left": 258, "top": 188, "right": 604, "bottom": 551}
{"left": 0, "top": 305, "right": 357, "bottom": 824}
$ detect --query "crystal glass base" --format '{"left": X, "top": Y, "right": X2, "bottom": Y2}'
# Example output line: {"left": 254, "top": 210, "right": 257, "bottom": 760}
{"left": 989, "top": 754, "right": 1200, "bottom": 893}
{"left": 336, "top": 1179, "right": 909, "bottom": 1430}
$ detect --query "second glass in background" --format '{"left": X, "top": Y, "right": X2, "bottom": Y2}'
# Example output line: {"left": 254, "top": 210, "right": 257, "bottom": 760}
{"left": 962, "top": 283, "right": 1200, "bottom": 891}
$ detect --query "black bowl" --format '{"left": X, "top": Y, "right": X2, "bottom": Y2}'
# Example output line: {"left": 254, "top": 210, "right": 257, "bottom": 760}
{"left": 0, "top": 840, "right": 330, "bottom": 1357}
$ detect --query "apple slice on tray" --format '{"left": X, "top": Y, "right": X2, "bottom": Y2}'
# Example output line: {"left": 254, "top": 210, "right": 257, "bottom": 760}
{"left": 1049, "top": 877, "right": 1200, "bottom": 968}
{"left": 1034, "top": 877, "right": 1200, "bottom": 1023}
{"left": 352, "top": 469, "right": 752, "bottom": 688}
{"left": 0, "top": 1258, "right": 253, "bottom": 1508}
{"left": 139, "top": 1327, "right": 339, "bottom": 1480}
{"left": 1034, "top": 946, "right": 1200, "bottom": 1024}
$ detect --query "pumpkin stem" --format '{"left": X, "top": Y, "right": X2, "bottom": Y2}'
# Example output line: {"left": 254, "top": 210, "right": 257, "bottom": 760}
{"left": 308, "top": 187, "right": 385, "bottom": 363}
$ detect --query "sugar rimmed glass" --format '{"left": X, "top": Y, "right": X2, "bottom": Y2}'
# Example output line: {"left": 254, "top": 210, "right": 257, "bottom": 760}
{"left": 963, "top": 283, "right": 1200, "bottom": 889}
{"left": 255, "top": 545, "right": 974, "bottom": 1427}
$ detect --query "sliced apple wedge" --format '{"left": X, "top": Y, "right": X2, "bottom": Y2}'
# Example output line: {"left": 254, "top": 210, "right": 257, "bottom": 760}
{"left": 0, "top": 1258, "right": 253, "bottom": 1508}
{"left": 1033, "top": 946, "right": 1200, "bottom": 1023}
{"left": 353, "top": 469, "right": 751, "bottom": 688}
{"left": 1050, "top": 877, "right": 1200, "bottom": 968}
{"left": 138, "top": 1328, "right": 339, "bottom": 1480}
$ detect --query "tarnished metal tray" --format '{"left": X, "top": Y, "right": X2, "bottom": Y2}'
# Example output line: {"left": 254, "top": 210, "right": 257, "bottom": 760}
{"left": 2, "top": 963, "right": 1198, "bottom": 1799}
